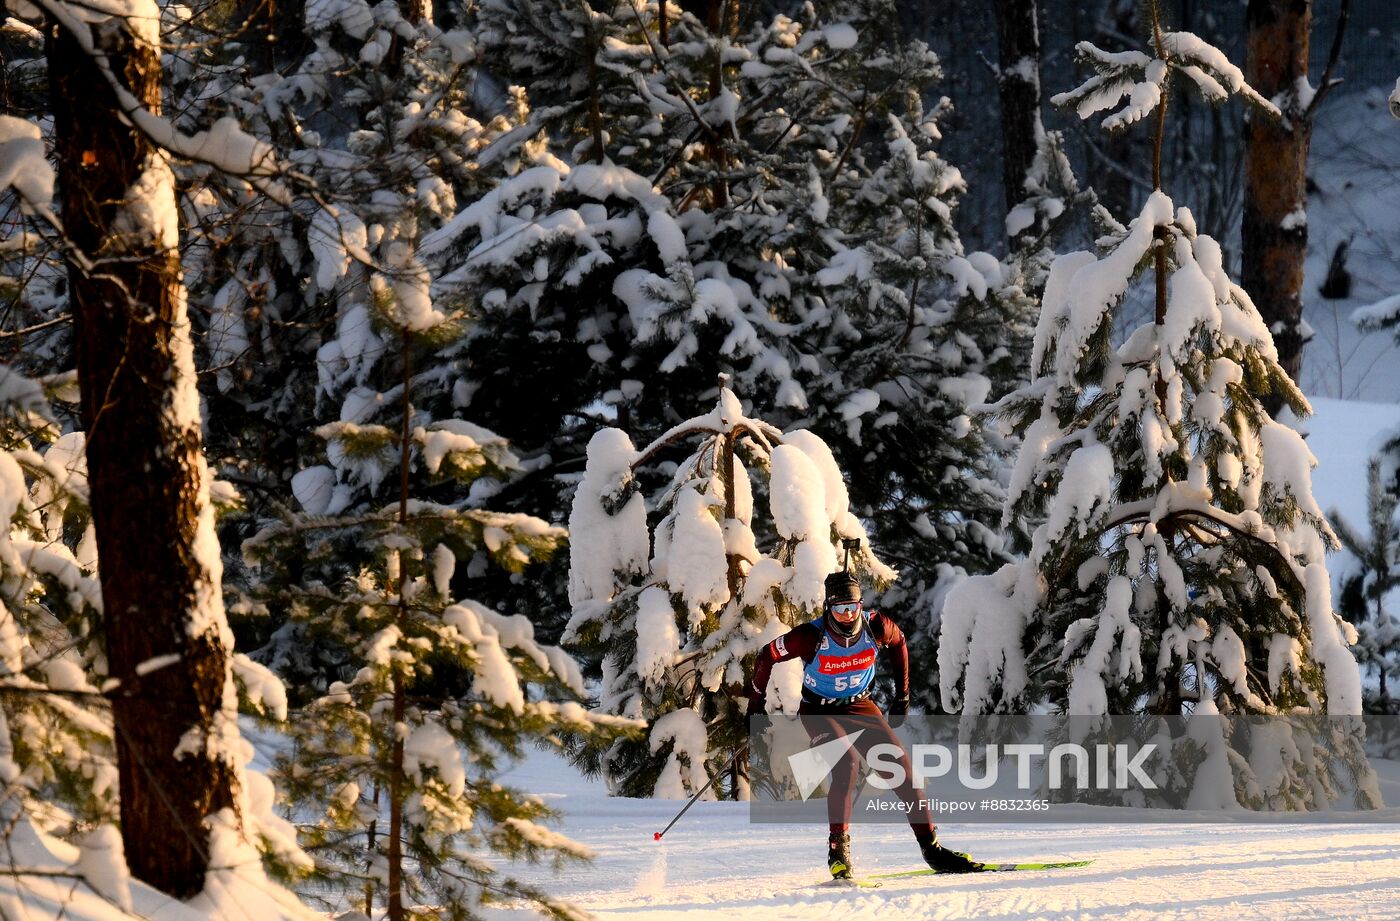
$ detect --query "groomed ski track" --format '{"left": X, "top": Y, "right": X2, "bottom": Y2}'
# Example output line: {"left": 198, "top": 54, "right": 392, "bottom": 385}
{"left": 491, "top": 753, "right": 1400, "bottom": 920}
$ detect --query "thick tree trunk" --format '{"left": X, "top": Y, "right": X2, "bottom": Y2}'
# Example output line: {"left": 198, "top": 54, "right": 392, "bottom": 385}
{"left": 46, "top": 9, "right": 240, "bottom": 899}
{"left": 1243, "top": 0, "right": 1312, "bottom": 399}
{"left": 991, "top": 0, "right": 1042, "bottom": 237}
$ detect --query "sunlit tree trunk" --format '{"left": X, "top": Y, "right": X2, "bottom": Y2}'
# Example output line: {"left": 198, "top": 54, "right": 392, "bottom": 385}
{"left": 46, "top": 6, "right": 240, "bottom": 899}
{"left": 1243, "top": 0, "right": 1312, "bottom": 398}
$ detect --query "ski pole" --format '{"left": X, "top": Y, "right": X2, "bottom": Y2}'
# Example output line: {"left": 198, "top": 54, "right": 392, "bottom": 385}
{"left": 652, "top": 748, "right": 743, "bottom": 841}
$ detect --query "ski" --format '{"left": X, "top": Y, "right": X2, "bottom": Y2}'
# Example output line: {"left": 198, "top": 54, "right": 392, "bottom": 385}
{"left": 816, "top": 858, "right": 1092, "bottom": 888}
{"left": 869, "top": 858, "right": 1095, "bottom": 879}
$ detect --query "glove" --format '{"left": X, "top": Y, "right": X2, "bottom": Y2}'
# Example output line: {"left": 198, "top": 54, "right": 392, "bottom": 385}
{"left": 888, "top": 696, "right": 910, "bottom": 729}
{"left": 747, "top": 696, "right": 768, "bottom": 723}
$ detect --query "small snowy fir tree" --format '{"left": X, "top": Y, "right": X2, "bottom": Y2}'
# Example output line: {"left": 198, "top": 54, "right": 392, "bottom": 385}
{"left": 566, "top": 382, "right": 894, "bottom": 798}
{"left": 938, "top": 4, "right": 1377, "bottom": 811}
{"left": 1329, "top": 460, "right": 1400, "bottom": 714}
{"left": 1003, "top": 130, "right": 1085, "bottom": 299}
{"left": 243, "top": 229, "right": 635, "bottom": 918}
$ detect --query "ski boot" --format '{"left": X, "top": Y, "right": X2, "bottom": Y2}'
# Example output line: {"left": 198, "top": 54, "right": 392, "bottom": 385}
{"left": 921, "top": 836, "right": 986, "bottom": 873}
{"left": 827, "top": 832, "right": 854, "bottom": 880}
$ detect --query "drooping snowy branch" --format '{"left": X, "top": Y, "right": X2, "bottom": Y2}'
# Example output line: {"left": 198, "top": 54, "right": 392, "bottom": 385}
{"left": 1049, "top": 32, "right": 1279, "bottom": 133}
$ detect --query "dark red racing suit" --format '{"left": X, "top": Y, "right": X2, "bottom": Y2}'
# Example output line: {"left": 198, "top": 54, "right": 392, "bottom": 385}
{"left": 749, "top": 611, "right": 936, "bottom": 840}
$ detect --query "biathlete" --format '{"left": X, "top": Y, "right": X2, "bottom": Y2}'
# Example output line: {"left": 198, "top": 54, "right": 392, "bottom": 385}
{"left": 747, "top": 570, "right": 984, "bottom": 879}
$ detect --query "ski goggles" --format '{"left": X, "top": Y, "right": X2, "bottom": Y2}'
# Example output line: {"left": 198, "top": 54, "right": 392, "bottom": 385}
{"left": 828, "top": 601, "right": 861, "bottom": 616}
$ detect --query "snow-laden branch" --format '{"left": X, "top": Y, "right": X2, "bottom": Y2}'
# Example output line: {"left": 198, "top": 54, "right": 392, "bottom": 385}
{"left": 1050, "top": 31, "right": 1280, "bottom": 132}
{"left": 32, "top": 0, "right": 290, "bottom": 205}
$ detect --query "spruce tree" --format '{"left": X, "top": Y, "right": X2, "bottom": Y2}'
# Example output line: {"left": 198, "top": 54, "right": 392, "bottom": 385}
{"left": 938, "top": 1, "right": 1376, "bottom": 810}
{"left": 448, "top": 0, "right": 1031, "bottom": 708}
{"left": 38, "top": 0, "right": 319, "bottom": 894}
{"left": 243, "top": 219, "right": 632, "bottom": 920}
{"left": 163, "top": 0, "right": 547, "bottom": 682}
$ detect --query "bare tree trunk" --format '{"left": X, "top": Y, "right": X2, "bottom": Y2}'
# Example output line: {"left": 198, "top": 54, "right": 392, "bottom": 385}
{"left": 46, "top": 9, "right": 239, "bottom": 899}
{"left": 991, "top": 0, "right": 1043, "bottom": 238}
{"left": 1243, "top": 0, "right": 1312, "bottom": 400}
{"left": 719, "top": 426, "right": 743, "bottom": 802}
{"left": 365, "top": 782, "right": 380, "bottom": 914}
{"left": 706, "top": 0, "right": 739, "bottom": 209}
{"left": 587, "top": 48, "right": 606, "bottom": 163}
{"left": 1243, "top": 0, "right": 1350, "bottom": 401}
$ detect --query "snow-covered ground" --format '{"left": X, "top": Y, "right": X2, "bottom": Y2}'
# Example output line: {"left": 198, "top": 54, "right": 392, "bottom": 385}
{"left": 491, "top": 750, "right": 1400, "bottom": 921}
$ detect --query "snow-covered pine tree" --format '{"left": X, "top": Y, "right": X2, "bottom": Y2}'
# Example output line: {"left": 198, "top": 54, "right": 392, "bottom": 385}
{"left": 733, "top": 0, "right": 1035, "bottom": 709}
{"left": 939, "top": 1, "right": 1376, "bottom": 810}
{"left": 37, "top": 0, "right": 320, "bottom": 899}
{"left": 566, "top": 382, "right": 894, "bottom": 797}
{"left": 0, "top": 366, "right": 301, "bottom": 894}
{"left": 243, "top": 221, "right": 633, "bottom": 918}
{"left": 424, "top": 3, "right": 835, "bottom": 647}
{"left": 449, "top": 0, "right": 1035, "bottom": 709}
{"left": 1329, "top": 460, "right": 1400, "bottom": 714}
{"left": 162, "top": 0, "right": 571, "bottom": 686}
